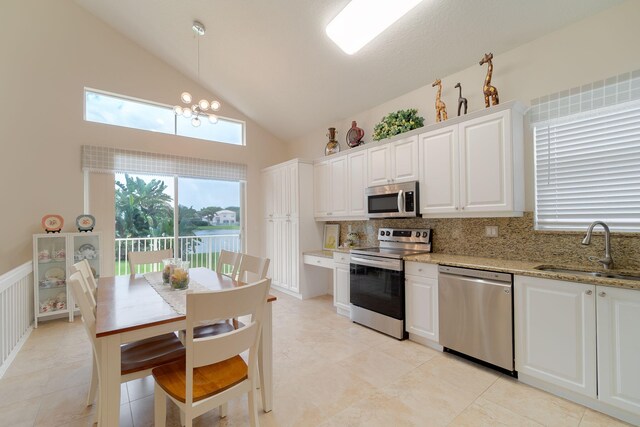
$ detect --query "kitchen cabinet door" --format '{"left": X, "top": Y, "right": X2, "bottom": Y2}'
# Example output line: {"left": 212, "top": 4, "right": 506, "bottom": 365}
{"left": 329, "top": 156, "right": 348, "bottom": 217}
{"left": 367, "top": 144, "right": 391, "bottom": 186}
{"left": 313, "top": 161, "right": 330, "bottom": 218}
{"left": 405, "top": 274, "right": 439, "bottom": 342}
{"left": 288, "top": 219, "right": 300, "bottom": 293}
{"left": 459, "top": 110, "right": 513, "bottom": 213}
{"left": 347, "top": 151, "right": 367, "bottom": 217}
{"left": 596, "top": 286, "right": 640, "bottom": 414}
{"left": 287, "top": 163, "right": 299, "bottom": 217}
{"left": 333, "top": 264, "right": 350, "bottom": 317}
{"left": 392, "top": 136, "right": 419, "bottom": 183}
{"left": 419, "top": 126, "right": 459, "bottom": 215}
{"left": 514, "top": 276, "right": 597, "bottom": 398}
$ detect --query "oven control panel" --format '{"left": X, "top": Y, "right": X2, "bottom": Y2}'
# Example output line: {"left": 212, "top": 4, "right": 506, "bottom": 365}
{"left": 378, "top": 228, "right": 431, "bottom": 244}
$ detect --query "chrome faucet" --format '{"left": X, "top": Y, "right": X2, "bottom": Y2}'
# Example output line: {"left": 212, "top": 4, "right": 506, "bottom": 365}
{"left": 581, "top": 221, "right": 613, "bottom": 270}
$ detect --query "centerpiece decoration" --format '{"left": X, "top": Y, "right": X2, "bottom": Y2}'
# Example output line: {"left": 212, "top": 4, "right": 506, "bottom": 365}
{"left": 372, "top": 109, "right": 424, "bottom": 141}
{"left": 162, "top": 258, "right": 181, "bottom": 285}
{"left": 170, "top": 261, "right": 190, "bottom": 290}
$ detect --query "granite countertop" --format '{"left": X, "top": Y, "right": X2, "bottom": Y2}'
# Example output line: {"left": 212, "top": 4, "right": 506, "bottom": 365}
{"left": 404, "top": 253, "right": 640, "bottom": 291}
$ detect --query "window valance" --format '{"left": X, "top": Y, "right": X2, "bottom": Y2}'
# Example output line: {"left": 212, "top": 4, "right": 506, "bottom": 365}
{"left": 81, "top": 145, "right": 247, "bottom": 181}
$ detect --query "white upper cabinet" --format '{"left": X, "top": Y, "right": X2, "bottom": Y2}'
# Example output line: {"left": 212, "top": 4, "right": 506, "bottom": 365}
{"left": 393, "top": 137, "right": 419, "bottom": 183}
{"left": 313, "top": 160, "right": 330, "bottom": 218}
{"left": 459, "top": 111, "right": 512, "bottom": 213}
{"left": 367, "top": 144, "right": 391, "bottom": 186}
{"left": 367, "top": 136, "right": 419, "bottom": 187}
{"left": 419, "top": 126, "right": 459, "bottom": 214}
{"left": 418, "top": 105, "right": 524, "bottom": 218}
{"left": 329, "top": 156, "right": 348, "bottom": 217}
{"left": 347, "top": 150, "right": 367, "bottom": 217}
{"left": 314, "top": 150, "right": 368, "bottom": 220}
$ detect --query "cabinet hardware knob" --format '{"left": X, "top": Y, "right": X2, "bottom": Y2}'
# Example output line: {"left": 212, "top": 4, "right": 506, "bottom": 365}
{"left": 599, "top": 291, "right": 606, "bottom": 297}
{"left": 461, "top": 206, "right": 465, "bottom": 210}
{"left": 455, "top": 206, "right": 459, "bottom": 210}
{"left": 585, "top": 290, "right": 592, "bottom": 295}
{"left": 418, "top": 269, "right": 423, "bottom": 272}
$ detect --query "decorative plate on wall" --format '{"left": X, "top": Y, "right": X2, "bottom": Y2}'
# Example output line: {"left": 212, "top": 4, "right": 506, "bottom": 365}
{"left": 42, "top": 214, "right": 64, "bottom": 233}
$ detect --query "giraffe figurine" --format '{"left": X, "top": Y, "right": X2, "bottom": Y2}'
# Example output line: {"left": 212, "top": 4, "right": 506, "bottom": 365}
{"left": 454, "top": 82, "right": 468, "bottom": 116}
{"left": 432, "top": 79, "right": 448, "bottom": 122}
{"left": 479, "top": 52, "right": 499, "bottom": 107}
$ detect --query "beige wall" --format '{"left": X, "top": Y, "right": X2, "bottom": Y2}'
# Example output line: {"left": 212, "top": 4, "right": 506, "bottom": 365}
{"left": 0, "top": 0, "right": 288, "bottom": 275}
{"left": 286, "top": 1, "right": 640, "bottom": 212}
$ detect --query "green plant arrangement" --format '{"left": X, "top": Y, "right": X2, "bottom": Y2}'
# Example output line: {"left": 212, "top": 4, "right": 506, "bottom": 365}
{"left": 372, "top": 108, "right": 425, "bottom": 141}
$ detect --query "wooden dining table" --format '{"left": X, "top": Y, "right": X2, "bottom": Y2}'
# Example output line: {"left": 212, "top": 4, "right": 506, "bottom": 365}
{"left": 95, "top": 267, "right": 277, "bottom": 427}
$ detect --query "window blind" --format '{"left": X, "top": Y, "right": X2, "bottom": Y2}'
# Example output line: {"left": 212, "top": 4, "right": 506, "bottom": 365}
{"left": 534, "top": 101, "right": 640, "bottom": 231}
{"left": 81, "top": 145, "right": 246, "bottom": 181}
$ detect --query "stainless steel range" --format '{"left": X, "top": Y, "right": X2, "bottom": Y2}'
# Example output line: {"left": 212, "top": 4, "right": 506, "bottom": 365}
{"left": 350, "top": 228, "right": 432, "bottom": 339}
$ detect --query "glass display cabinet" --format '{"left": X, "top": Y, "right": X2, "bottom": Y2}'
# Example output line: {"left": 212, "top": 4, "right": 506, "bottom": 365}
{"left": 33, "top": 232, "right": 102, "bottom": 327}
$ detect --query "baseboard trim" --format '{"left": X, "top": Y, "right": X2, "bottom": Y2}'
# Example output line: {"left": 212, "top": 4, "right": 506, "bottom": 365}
{"left": 0, "top": 325, "right": 33, "bottom": 379}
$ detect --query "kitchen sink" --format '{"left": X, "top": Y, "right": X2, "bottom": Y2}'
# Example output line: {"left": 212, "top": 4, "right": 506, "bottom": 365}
{"left": 534, "top": 265, "right": 640, "bottom": 281}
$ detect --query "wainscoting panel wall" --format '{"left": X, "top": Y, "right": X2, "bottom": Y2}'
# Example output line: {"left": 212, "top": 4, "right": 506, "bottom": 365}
{"left": 0, "top": 262, "right": 34, "bottom": 378}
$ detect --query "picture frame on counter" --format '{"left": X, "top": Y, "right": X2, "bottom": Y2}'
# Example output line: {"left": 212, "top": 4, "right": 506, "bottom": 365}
{"left": 323, "top": 224, "right": 340, "bottom": 250}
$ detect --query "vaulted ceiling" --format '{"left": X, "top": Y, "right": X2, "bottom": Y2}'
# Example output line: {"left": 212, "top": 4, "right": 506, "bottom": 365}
{"left": 75, "top": 0, "right": 621, "bottom": 142}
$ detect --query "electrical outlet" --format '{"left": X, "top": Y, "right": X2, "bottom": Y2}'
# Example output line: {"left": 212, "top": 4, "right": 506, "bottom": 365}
{"left": 485, "top": 226, "right": 499, "bottom": 237}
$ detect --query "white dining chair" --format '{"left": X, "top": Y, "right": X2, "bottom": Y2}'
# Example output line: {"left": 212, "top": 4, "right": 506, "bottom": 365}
{"left": 216, "top": 249, "right": 241, "bottom": 278}
{"left": 236, "top": 254, "right": 270, "bottom": 284}
{"left": 152, "top": 278, "right": 271, "bottom": 427}
{"left": 128, "top": 249, "right": 173, "bottom": 274}
{"left": 67, "top": 272, "right": 186, "bottom": 414}
{"left": 71, "top": 260, "right": 97, "bottom": 307}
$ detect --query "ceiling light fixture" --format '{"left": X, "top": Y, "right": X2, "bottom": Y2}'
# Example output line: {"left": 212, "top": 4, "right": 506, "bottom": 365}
{"left": 174, "top": 20, "right": 221, "bottom": 127}
{"left": 326, "top": 0, "right": 423, "bottom": 55}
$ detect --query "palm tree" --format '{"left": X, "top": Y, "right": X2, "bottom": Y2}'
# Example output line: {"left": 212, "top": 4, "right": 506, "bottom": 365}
{"left": 115, "top": 175, "right": 173, "bottom": 238}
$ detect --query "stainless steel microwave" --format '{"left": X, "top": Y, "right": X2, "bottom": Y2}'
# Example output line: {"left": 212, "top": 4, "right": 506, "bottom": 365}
{"left": 365, "top": 181, "right": 419, "bottom": 218}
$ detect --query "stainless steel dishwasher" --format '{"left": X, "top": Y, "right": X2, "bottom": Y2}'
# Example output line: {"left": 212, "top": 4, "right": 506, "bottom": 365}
{"left": 438, "top": 265, "right": 515, "bottom": 373}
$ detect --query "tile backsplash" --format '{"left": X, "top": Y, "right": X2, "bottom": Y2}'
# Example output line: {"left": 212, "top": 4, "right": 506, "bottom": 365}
{"left": 334, "top": 213, "right": 640, "bottom": 270}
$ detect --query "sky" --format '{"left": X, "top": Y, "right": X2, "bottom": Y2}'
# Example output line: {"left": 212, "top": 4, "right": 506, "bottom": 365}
{"left": 116, "top": 173, "right": 240, "bottom": 210}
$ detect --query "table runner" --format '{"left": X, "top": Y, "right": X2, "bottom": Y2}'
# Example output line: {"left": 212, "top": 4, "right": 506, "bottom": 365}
{"left": 143, "top": 271, "right": 211, "bottom": 315}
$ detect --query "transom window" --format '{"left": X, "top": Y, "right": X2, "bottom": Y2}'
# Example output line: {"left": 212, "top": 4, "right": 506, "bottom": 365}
{"left": 84, "top": 88, "right": 245, "bottom": 146}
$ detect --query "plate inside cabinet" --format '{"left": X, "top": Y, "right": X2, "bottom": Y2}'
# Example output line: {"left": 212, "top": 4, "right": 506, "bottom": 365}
{"left": 76, "top": 214, "right": 95, "bottom": 232}
{"left": 78, "top": 243, "right": 97, "bottom": 259}
{"left": 42, "top": 214, "right": 64, "bottom": 232}
{"left": 44, "top": 267, "right": 65, "bottom": 280}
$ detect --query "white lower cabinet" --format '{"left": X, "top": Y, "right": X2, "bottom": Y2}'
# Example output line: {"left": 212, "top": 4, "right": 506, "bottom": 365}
{"left": 597, "top": 286, "right": 640, "bottom": 414}
{"left": 405, "top": 262, "right": 439, "bottom": 343}
{"left": 514, "top": 276, "right": 597, "bottom": 397}
{"left": 515, "top": 275, "right": 640, "bottom": 422}
{"left": 333, "top": 252, "right": 350, "bottom": 317}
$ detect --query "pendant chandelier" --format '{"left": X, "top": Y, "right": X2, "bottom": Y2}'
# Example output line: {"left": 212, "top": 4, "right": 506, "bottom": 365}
{"left": 174, "top": 21, "right": 221, "bottom": 127}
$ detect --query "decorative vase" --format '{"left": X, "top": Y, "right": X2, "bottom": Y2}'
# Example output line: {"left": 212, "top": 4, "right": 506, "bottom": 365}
{"left": 325, "top": 127, "right": 340, "bottom": 156}
{"left": 162, "top": 258, "right": 181, "bottom": 284}
{"left": 346, "top": 121, "right": 365, "bottom": 147}
{"left": 170, "top": 261, "right": 190, "bottom": 290}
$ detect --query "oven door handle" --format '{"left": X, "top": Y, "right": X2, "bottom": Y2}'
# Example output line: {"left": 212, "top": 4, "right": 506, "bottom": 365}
{"left": 397, "top": 190, "right": 404, "bottom": 213}
{"left": 350, "top": 256, "right": 403, "bottom": 272}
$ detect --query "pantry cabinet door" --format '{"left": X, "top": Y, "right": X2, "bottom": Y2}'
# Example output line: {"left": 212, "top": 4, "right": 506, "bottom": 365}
{"left": 418, "top": 126, "right": 459, "bottom": 215}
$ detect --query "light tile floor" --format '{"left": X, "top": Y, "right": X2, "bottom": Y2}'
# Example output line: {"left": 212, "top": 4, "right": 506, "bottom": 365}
{"left": 0, "top": 291, "right": 631, "bottom": 427}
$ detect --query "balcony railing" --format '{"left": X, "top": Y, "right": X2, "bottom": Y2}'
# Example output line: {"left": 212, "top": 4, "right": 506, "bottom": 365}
{"left": 115, "top": 235, "right": 242, "bottom": 276}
